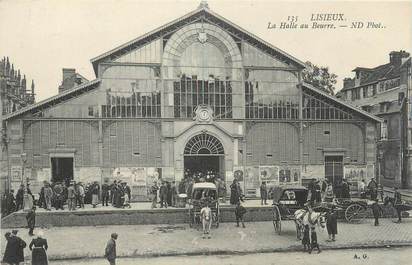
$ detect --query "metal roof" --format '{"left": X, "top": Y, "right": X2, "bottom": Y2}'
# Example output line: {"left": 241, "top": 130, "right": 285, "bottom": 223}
{"left": 90, "top": 5, "right": 305, "bottom": 75}
{"left": 3, "top": 79, "right": 101, "bottom": 121}
{"left": 303, "top": 82, "right": 383, "bottom": 123}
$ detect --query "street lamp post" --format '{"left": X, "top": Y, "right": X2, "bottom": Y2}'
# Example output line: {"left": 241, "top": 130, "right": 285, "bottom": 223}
{"left": 21, "top": 153, "right": 32, "bottom": 211}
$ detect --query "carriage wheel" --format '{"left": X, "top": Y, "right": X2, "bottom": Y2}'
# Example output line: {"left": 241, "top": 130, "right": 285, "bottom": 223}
{"left": 345, "top": 204, "right": 367, "bottom": 223}
{"left": 272, "top": 205, "right": 282, "bottom": 235}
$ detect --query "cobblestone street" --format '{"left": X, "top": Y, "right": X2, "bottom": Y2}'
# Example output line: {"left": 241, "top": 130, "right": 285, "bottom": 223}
{"left": 2, "top": 219, "right": 411, "bottom": 261}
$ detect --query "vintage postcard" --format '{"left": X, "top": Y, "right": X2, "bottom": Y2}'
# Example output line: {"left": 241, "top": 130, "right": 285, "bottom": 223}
{"left": 1, "top": 0, "right": 411, "bottom": 264}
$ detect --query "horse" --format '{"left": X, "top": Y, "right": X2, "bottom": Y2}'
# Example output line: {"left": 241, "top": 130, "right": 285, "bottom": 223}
{"left": 294, "top": 209, "right": 326, "bottom": 240}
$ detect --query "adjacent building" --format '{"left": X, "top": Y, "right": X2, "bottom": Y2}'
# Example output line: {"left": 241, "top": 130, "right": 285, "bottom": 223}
{"left": 338, "top": 51, "right": 412, "bottom": 188}
{"left": 1, "top": 57, "right": 36, "bottom": 193}
{"left": 1, "top": 3, "right": 381, "bottom": 199}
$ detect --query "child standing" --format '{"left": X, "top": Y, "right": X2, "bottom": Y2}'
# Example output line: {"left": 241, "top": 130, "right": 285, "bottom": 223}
{"left": 326, "top": 206, "right": 338, "bottom": 241}
{"left": 371, "top": 199, "right": 383, "bottom": 226}
{"left": 200, "top": 203, "right": 212, "bottom": 239}
{"left": 301, "top": 225, "right": 310, "bottom": 252}
{"left": 235, "top": 201, "right": 247, "bottom": 228}
{"left": 309, "top": 226, "right": 321, "bottom": 254}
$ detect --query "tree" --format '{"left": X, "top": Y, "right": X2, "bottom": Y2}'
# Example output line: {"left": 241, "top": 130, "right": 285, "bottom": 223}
{"left": 302, "top": 61, "right": 338, "bottom": 95}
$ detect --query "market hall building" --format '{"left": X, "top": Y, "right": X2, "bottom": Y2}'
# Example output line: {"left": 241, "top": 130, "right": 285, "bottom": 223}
{"left": 1, "top": 3, "right": 381, "bottom": 200}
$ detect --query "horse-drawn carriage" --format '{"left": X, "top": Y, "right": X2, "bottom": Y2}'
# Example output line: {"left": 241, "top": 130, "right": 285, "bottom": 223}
{"left": 188, "top": 182, "right": 220, "bottom": 228}
{"left": 271, "top": 186, "right": 326, "bottom": 237}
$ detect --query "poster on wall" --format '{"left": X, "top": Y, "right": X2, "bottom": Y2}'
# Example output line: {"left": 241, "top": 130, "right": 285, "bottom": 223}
{"left": 344, "top": 165, "right": 368, "bottom": 182}
{"left": 259, "top": 166, "right": 279, "bottom": 186}
{"left": 131, "top": 167, "right": 147, "bottom": 186}
{"left": 244, "top": 166, "right": 260, "bottom": 191}
{"left": 279, "top": 166, "right": 301, "bottom": 186}
{"left": 146, "top": 167, "right": 162, "bottom": 185}
{"left": 11, "top": 166, "right": 22, "bottom": 182}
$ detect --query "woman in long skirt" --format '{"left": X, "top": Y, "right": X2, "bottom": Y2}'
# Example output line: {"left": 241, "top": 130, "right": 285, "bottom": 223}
{"left": 29, "top": 230, "right": 48, "bottom": 265}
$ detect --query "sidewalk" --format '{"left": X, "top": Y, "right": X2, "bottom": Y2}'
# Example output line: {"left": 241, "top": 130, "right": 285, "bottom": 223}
{"left": 19, "top": 199, "right": 270, "bottom": 214}
{"left": 1, "top": 219, "right": 411, "bottom": 261}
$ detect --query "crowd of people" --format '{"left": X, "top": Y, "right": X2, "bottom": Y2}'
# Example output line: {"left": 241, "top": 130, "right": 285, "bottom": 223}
{"left": 0, "top": 178, "right": 134, "bottom": 217}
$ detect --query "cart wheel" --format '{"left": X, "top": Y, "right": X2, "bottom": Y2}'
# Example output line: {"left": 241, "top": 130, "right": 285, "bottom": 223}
{"left": 345, "top": 204, "right": 367, "bottom": 223}
{"left": 272, "top": 205, "right": 282, "bottom": 235}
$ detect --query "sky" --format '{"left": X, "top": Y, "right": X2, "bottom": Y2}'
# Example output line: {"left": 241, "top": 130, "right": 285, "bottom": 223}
{"left": 0, "top": 0, "right": 411, "bottom": 102}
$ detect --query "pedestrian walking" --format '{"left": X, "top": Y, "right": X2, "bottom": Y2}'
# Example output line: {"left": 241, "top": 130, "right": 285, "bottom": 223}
{"left": 309, "top": 227, "right": 321, "bottom": 254}
{"left": 29, "top": 230, "right": 48, "bottom": 265}
{"left": 101, "top": 179, "right": 110, "bottom": 207}
{"left": 326, "top": 206, "right": 337, "bottom": 241}
{"left": 26, "top": 206, "right": 36, "bottom": 236}
{"left": 104, "top": 233, "right": 118, "bottom": 265}
{"left": 67, "top": 181, "right": 76, "bottom": 211}
{"left": 302, "top": 225, "right": 310, "bottom": 252}
{"left": 393, "top": 187, "right": 402, "bottom": 223}
{"left": 159, "top": 182, "right": 168, "bottom": 208}
{"left": 371, "top": 199, "right": 383, "bottom": 226}
{"left": 260, "top": 182, "right": 268, "bottom": 205}
{"left": 150, "top": 182, "right": 159, "bottom": 209}
{"left": 235, "top": 201, "right": 247, "bottom": 228}
{"left": 200, "top": 202, "right": 212, "bottom": 239}
{"left": 2, "top": 229, "right": 26, "bottom": 265}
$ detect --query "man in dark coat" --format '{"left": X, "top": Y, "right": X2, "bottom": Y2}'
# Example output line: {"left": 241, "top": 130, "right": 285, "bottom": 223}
{"left": 159, "top": 182, "right": 168, "bottom": 208}
{"left": 393, "top": 187, "right": 402, "bottom": 223}
{"left": 260, "top": 182, "right": 268, "bottom": 205}
{"left": 15, "top": 185, "right": 24, "bottom": 211}
{"left": 2, "top": 230, "right": 27, "bottom": 265}
{"left": 110, "top": 180, "right": 118, "bottom": 205}
{"left": 101, "top": 179, "right": 110, "bottom": 207}
{"left": 230, "top": 179, "right": 240, "bottom": 205}
{"left": 105, "top": 233, "right": 118, "bottom": 265}
{"left": 26, "top": 207, "right": 36, "bottom": 236}
{"left": 341, "top": 179, "right": 351, "bottom": 199}
{"left": 326, "top": 206, "right": 338, "bottom": 241}
{"left": 367, "top": 178, "right": 378, "bottom": 200}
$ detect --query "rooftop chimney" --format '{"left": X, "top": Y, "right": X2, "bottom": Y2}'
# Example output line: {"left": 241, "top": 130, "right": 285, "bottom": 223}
{"left": 389, "top": 50, "right": 410, "bottom": 66}
{"left": 59, "top": 68, "right": 76, "bottom": 93}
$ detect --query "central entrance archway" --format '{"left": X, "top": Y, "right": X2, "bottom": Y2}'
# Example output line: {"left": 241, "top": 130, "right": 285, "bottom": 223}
{"left": 183, "top": 133, "right": 225, "bottom": 178}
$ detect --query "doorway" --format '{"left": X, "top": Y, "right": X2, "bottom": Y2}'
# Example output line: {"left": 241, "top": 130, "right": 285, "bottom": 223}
{"left": 325, "top": 155, "right": 343, "bottom": 195}
{"left": 51, "top": 157, "right": 74, "bottom": 185}
{"left": 184, "top": 155, "right": 224, "bottom": 177}
{"left": 183, "top": 133, "right": 225, "bottom": 179}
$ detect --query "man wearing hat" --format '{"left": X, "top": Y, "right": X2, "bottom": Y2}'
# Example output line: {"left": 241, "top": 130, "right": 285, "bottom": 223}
{"left": 105, "top": 233, "right": 118, "bottom": 265}
{"left": 101, "top": 179, "right": 110, "bottom": 207}
{"left": 2, "top": 229, "right": 26, "bottom": 264}
{"left": 67, "top": 181, "right": 77, "bottom": 211}
{"left": 26, "top": 206, "right": 36, "bottom": 236}
{"left": 367, "top": 177, "right": 378, "bottom": 200}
